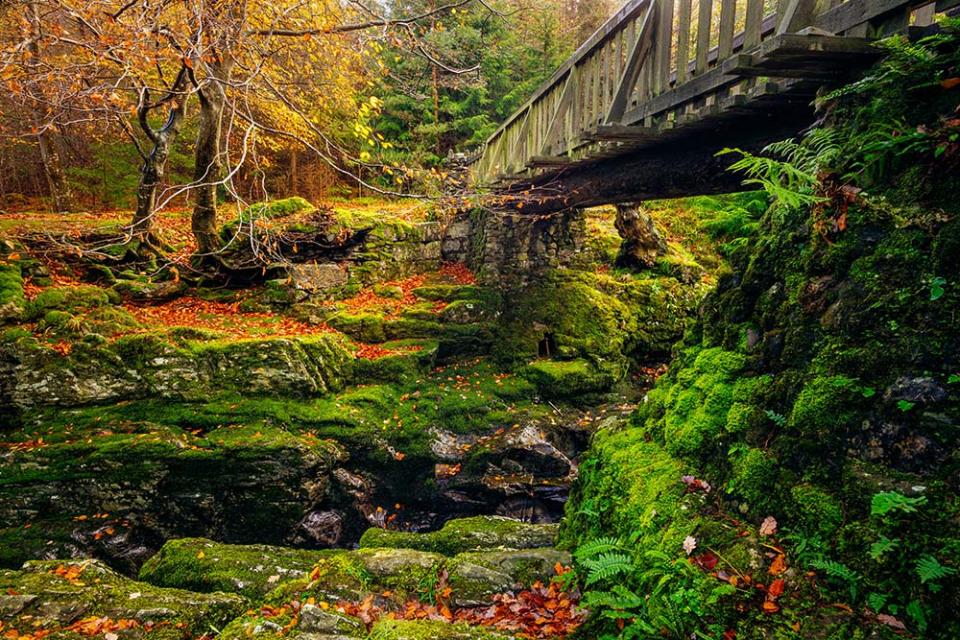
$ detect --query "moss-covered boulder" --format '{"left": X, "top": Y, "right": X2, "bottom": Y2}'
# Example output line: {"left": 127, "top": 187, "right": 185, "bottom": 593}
{"left": 368, "top": 619, "right": 515, "bottom": 640}
{"left": 138, "top": 538, "right": 335, "bottom": 600}
{"left": 0, "top": 260, "right": 25, "bottom": 321}
{"left": 446, "top": 548, "right": 571, "bottom": 607}
{"left": 520, "top": 358, "right": 618, "bottom": 400}
{"left": 1, "top": 330, "right": 353, "bottom": 409}
{"left": 359, "top": 517, "right": 558, "bottom": 556}
{"left": 0, "top": 559, "right": 246, "bottom": 640}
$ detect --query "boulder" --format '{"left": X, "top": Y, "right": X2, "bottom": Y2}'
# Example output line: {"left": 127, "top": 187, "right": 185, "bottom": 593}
{"left": 359, "top": 517, "right": 558, "bottom": 556}
{"left": 369, "top": 619, "right": 515, "bottom": 640}
{"left": 0, "top": 559, "right": 245, "bottom": 640}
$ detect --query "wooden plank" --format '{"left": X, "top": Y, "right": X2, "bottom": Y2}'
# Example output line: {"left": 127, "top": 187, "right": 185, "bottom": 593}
{"left": 540, "top": 69, "right": 578, "bottom": 156}
{"left": 527, "top": 155, "right": 572, "bottom": 167}
{"left": 606, "top": 1, "right": 658, "bottom": 124}
{"left": 745, "top": 0, "right": 765, "bottom": 48}
{"left": 913, "top": 2, "right": 936, "bottom": 26}
{"left": 776, "top": 0, "right": 817, "bottom": 34}
{"left": 589, "top": 124, "right": 660, "bottom": 140}
{"left": 695, "top": 0, "right": 712, "bottom": 74}
{"left": 718, "top": 0, "right": 737, "bottom": 58}
{"left": 623, "top": 63, "right": 735, "bottom": 123}
{"left": 655, "top": 0, "right": 675, "bottom": 94}
{"left": 676, "top": 0, "right": 692, "bottom": 83}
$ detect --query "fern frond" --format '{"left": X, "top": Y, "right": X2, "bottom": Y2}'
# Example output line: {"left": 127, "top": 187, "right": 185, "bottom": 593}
{"left": 582, "top": 552, "right": 634, "bottom": 585}
{"left": 575, "top": 536, "right": 623, "bottom": 559}
{"left": 916, "top": 555, "right": 958, "bottom": 584}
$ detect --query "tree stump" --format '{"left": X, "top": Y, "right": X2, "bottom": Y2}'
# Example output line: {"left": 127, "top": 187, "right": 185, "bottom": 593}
{"left": 614, "top": 202, "right": 667, "bottom": 268}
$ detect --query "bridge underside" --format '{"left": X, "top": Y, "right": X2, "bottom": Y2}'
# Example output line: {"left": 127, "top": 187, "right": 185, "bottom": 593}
{"left": 493, "top": 86, "right": 818, "bottom": 215}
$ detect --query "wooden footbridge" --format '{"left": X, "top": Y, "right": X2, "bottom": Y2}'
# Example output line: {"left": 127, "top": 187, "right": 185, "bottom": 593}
{"left": 470, "top": 0, "right": 957, "bottom": 213}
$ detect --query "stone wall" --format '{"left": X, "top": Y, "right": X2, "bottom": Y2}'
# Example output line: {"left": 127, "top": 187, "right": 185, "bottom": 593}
{"left": 441, "top": 208, "right": 587, "bottom": 286}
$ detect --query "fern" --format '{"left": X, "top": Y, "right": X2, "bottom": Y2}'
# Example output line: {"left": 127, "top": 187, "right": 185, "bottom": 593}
{"left": 870, "top": 491, "right": 927, "bottom": 516}
{"left": 581, "top": 552, "right": 634, "bottom": 585}
{"left": 575, "top": 536, "right": 623, "bottom": 559}
{"left": 582, "top": 584, "right": 646, "bottom": 612}
{"left": 718, "top": 129, "right": 839, "bottom": 209}
{"left": 811, "top": 559, "right": 861, "bottom": 600}
{"left": 869, "top": 536, "right": 900, "bottom": 561}
{"left": 915, "top": 555, "right": 958, "bottom": 584}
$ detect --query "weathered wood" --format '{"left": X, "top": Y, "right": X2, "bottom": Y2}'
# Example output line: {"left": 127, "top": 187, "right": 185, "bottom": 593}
{"left": 655, "top": 0, "right": 676, "bottom": 94}
{"left": 745, "top": 0, "right": 766, "bottom": 47}
{"left": 718, "top": 0, "right": 737, "bottom": 58}
{"left": 777, "top": 0, "right": 818, "bottom": 34}
{"left": 676, "top": 0, "right": 692, "bottom": 83}
{"left": 606, "top": 1, "right": 658, "bottom": 124}
{"left": 695, "top": 0, "right": 713, "bottom": 74}
{"left": 541, "top": 70, "right": 577, "bottom": 156}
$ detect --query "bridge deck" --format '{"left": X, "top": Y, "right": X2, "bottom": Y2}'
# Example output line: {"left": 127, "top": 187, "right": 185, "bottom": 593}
{"left": 470, "top": 0, "right": 957, "bottom": 191}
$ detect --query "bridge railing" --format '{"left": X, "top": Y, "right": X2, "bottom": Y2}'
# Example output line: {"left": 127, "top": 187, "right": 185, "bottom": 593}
{"left": 471, "top": 0, "right": 945, "bottom": 185}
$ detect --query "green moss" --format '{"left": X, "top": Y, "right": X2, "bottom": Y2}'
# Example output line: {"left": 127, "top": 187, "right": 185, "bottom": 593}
{"left": 359, "top": 517, "right": 558, "bottom": 556}
{"left": 328, "top": 310, "right": 387, "bottom": 342}
{"left": 729, "top": 448, "right": 779, "bottom": 513}
{"left": 520, "top": 358, "right": 618, "bottom": 401}
{"left": 139, "top": 537, "right": 335, "bottom": 599}
{"left": 368, "top": 619, "right": 514, "bottom": 640}
{"left": 24, "top": 285, "right": 116, "bottom": 320}
{"left": 787, "top": 484, "right": 843, "bottom": 538}
{"left": 0, "top": 261, "right": 24, "bottom": 319}
{"left": 0, "top": 560, "right": 246, "bottom": 640}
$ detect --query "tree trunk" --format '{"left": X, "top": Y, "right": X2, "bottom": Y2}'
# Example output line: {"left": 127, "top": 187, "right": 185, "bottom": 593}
{"left": 27, "top": 2, "right": 70, "bottom": 213}
{"left": 289, "top": 146, "right": 298, "bottom": 196}
{"left": 191, "top": 61, "right": 231, "bottom": 257}
{"left": 130, "top": 70, "right": 189, "bottom": 243}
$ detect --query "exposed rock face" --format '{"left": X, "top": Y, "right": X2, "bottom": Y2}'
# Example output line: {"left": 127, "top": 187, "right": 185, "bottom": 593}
{"left": 441, "top": 209, "right": 587, "bottom": 286}
{"left": 613, "top": 202, "right": 667, "bottom": 268}
{"left": 0, "top": 559, "right": 246, "bottom": 639}
{"left": 0, "top": 429, "right": 347, "bottom": 572}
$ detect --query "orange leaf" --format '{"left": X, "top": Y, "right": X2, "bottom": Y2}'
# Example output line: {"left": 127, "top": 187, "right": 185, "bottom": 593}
{"left": 768, "top": 578, "right": 785, "bottom": 598}
{"left": 762, "top": 601, "right": 780, "bottom": 614}
{"left": 768, "top": 554, "right": 787, "bottom": 575}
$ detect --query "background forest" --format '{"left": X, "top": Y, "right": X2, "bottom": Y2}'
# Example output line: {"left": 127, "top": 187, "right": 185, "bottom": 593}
{"left": 0, "top": 0, "right": 613, "bottom": 212}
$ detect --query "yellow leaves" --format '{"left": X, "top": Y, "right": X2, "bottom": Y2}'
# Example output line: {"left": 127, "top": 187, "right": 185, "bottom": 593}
{"left": 196, "top": 550, "right": 205, "bottom": 559}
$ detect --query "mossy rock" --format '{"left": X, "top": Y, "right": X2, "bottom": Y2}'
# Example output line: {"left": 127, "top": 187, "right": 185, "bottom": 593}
{"left": 368, "top": 619, "right": 515, "bottom": 640}
{"left": 446, "top": 549, "right": 571, "bottom": 607}
{"left": 356, "top": 548, "right": 445, "bottom": 597}
{"left": 0, "top": 559, "right": 246, "bottom": 640}
{"left": 0, "top": 260, "right": 25, "bottom": 321}
{"left": 138, "top": 538, "right": 336, "bottom": 600}
{"left": 220, "top": 603, "right": 365, "bottom": 640}
{"left": 359, "top": 517, "right": 558, "bottom": 556}
{"left": 520, "top": 358, "right": 618, "bottom": 401}
{"left": 24, "top": 285, "right": 117, "bottom": 320}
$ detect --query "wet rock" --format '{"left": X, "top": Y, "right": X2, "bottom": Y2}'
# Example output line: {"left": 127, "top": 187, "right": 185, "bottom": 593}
{"left": 1, "top": 332, "right": 353, "bottom": 408}
{"left": 446, "top": 548, "right": 570, "bottom": 607}
{"left": 359, "top": 516, "right": 558, "bottom": 556}
{"left": 883, "top": 376, "right": 947, "bottom": 405}
{"left": 0, "top": 559, "right": 245, "bottom": 636}
{"left": 296, "top": 510, "right": 344, "bottom": 546}
{"left": 112, "top": 279, "right": 187, "bottom": 302}
{"left": 357, "top": 548, "right": 445, "bottom": 591}
{"left": 1, "top": 431, "right": 346, "bottom": 573}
